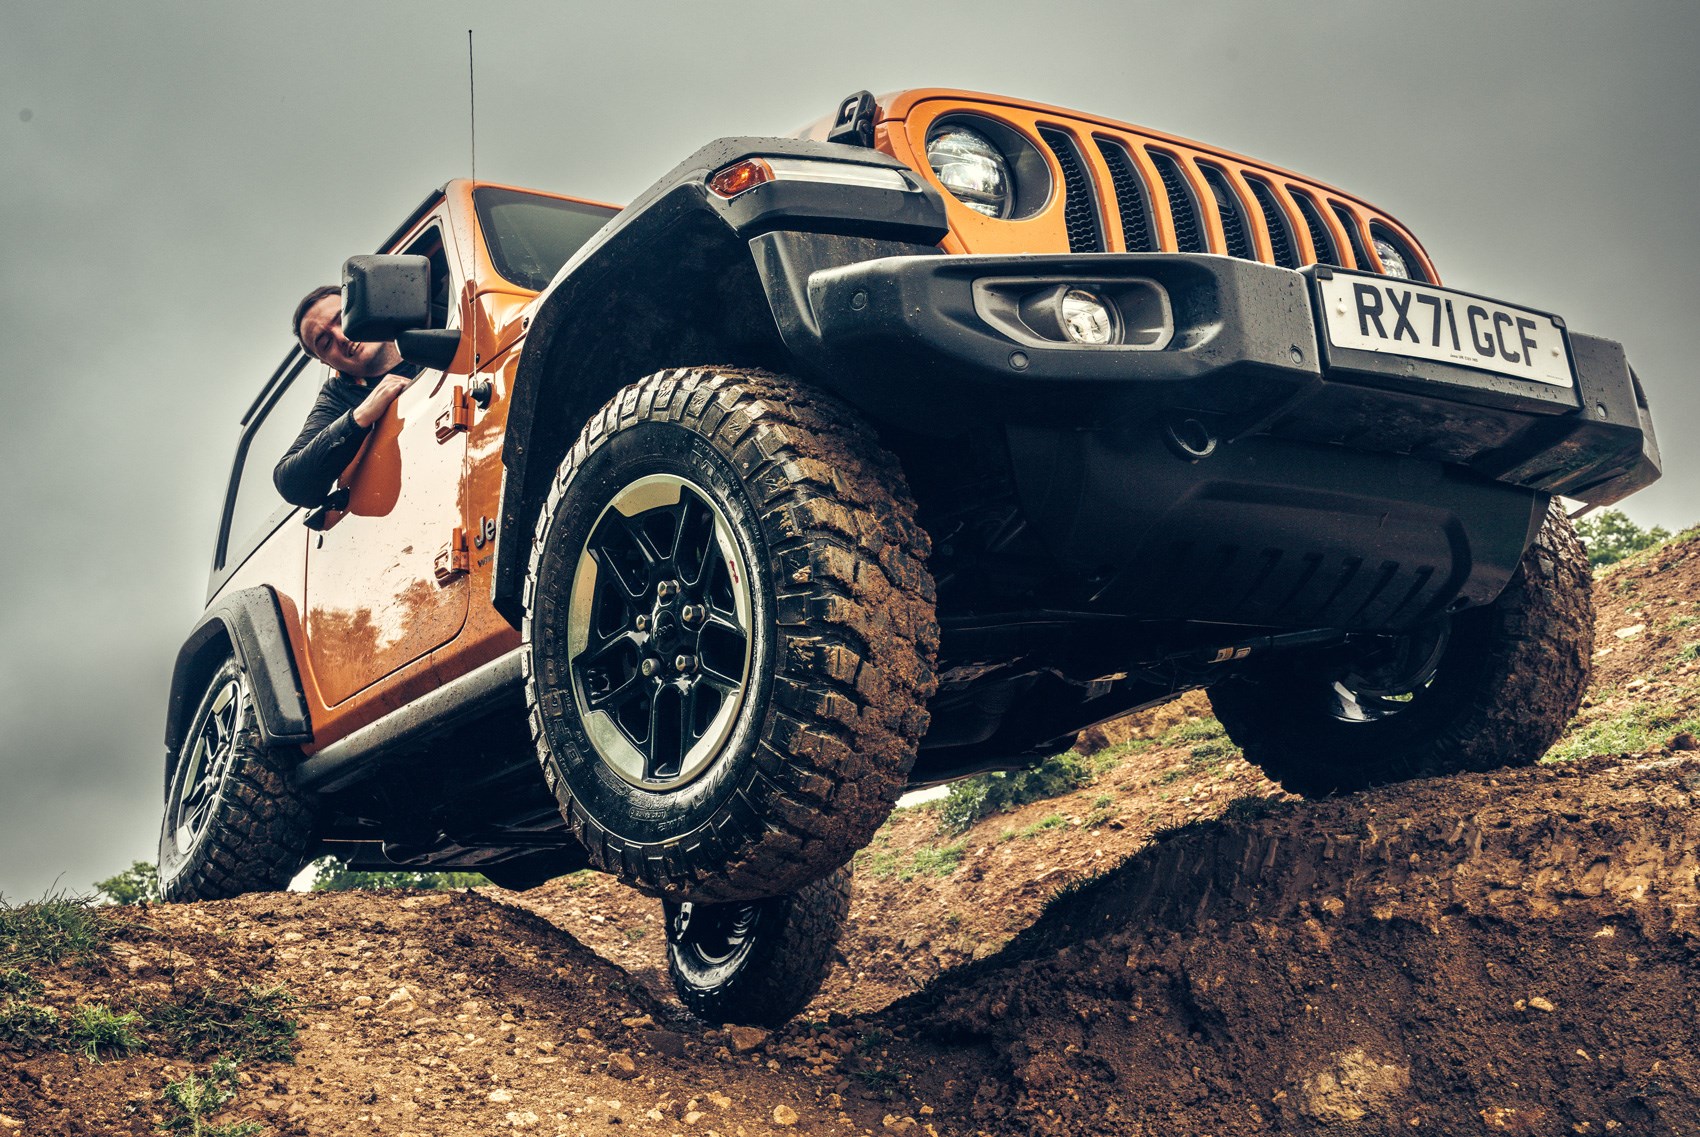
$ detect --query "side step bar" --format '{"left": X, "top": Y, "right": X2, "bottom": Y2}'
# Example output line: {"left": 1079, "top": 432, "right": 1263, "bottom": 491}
{"left": 293, "top": 648, "right": 526, "bottom": 793}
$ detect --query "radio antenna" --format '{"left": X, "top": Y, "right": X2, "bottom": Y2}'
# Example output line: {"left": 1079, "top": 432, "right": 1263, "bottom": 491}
{"left": 467, "top": 28, "right": 479, "bottom": 374}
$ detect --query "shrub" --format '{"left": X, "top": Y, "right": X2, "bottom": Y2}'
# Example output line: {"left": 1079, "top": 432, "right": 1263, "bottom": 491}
{"left": 93, "top": 860, "right": 161, "bottom": 905}
{"left": 307, "top": 857, "right": 488, "bottom": 891}
{"left": 937, "top": 751, "right": 1096, "bottom": 835}
{"left": 1575, "top": 509, "right": 1671, "bottom": 568}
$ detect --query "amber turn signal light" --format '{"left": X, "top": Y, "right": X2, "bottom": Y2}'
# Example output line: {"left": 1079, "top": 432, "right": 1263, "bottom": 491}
{"left": 708, "top": 158, "right": 775, "bottom": 199}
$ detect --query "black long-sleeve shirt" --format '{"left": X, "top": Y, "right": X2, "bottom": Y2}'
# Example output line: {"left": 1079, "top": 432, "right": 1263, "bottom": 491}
{"left": 272, "top": 364, "right": 420, "bottom": 508}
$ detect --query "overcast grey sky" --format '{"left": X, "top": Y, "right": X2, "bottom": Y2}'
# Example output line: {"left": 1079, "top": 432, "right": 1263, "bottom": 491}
{"left": 3, "top": 1, "right": 1696, "bottom": 900}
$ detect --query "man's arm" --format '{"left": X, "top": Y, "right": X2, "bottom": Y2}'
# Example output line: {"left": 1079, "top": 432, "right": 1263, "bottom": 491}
{"left": 272, "top": 386, "right": 371, "bottom": 509}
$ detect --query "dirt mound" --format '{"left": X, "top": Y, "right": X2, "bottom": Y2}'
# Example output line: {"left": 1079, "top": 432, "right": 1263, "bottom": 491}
{"left": 11, "top": 529, "right": 1700, "bottom": 1135}
{"left": 880, "top": 751, "right": 1700, "bottom": 1134}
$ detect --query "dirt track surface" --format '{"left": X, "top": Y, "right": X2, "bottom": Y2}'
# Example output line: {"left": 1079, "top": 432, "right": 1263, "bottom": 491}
{"left": 8, "top": 533, "right": 1700, "bottom": 1135}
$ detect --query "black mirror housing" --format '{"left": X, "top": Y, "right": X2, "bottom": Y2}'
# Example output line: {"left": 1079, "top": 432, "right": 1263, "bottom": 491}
{"left": 397, "top": 328, "right": 463, "bottom": 371}
{"left": 342, "top": 254, "right": 431, "bottom": 342}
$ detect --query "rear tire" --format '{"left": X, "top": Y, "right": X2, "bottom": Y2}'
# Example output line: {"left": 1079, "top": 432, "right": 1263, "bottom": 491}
{"left": 158, "top": 658, "right": 317, "bottom": 901}
{"left": 665, "top": 866, "right": 852, "bottom": 1028}
{"left": 524, "top": 368, "right": 937, "bottom": 902}
{"left": 1208, "top": 500, "right": 1592, "bottom": 797}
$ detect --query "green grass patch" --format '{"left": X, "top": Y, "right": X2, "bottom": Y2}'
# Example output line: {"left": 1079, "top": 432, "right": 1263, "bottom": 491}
{"left": 1017, "top": 815, "right": 1068, "bottom": 838}
{"left": 148, "top": 983, "right": 299, "bottom": 1064}
{"left": 1547, "top": 701, "right": 1700, "bottom": 764}
{"left": 937, "top": 751, "right": 1096, "bottom": 836}
{"left": 0, "top": 967, "right": 42, "bottom": 998}
{"left": 0, "top": 892, "right": 112, "bottom": 970}
{"left": 66, "top": 1003, "right": 142, "bottom": 1062}
{"left": 159, "top": 1057, "right": 263, "bottom": 1137}
{"left": 0, "top": 1000, "right": 61, "bottom": 1051}
{"left": 1159, "top": 715, "right": 1228, "bottom": 746}
{"left": 855, "top": 841, "right": 967, "bottom": 882}
{"left": 1677, "top": 643, "right": 1700, "bottom": 663}
{"left": 855, "top": 848, "right": 903, "bottom": 880}
{"left": 906, "top": 842, "right": 967, "bottom": 880}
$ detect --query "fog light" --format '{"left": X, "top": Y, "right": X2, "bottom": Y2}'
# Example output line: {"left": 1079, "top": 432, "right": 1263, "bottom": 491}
{"left": 1060, "top": 289, "right": 1119, "bottom": 345}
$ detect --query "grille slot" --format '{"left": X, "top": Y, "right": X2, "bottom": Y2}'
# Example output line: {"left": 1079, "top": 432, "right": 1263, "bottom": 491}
{"left": 1095, "top": 139, "right": 1157, "bottom": 252}
{"left": 1245, "top": 177, "right": 1298, "bottom": 269}
{"left": 1199, "top": 165, "right": 1253, "bottom": 260}
{"left": 1332, "top": 203, "right": 1373, "bottom": 270}
{"left": 1290, "top": 188, "right": 1338, "bottom": 266}
{"left": 1038, "top": 128, "right": 1104, "bottom": 253}
{"left": 1148, "top": 150, "right": 1205, "bottom": 253}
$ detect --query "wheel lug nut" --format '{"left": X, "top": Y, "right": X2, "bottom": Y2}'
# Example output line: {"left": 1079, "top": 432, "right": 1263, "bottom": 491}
{"left": 634, "top": 614, "right": 649, "bottom": 632}
{"left": 680, "top": 605, "right": 699, "bottom": 625}
{"left": 640, "top": 658, "right": 661, "bottom": 678}
{"left": 675, "top": 654, "right": 697, "bottom": 675}
{"left": 658, "top": 580, "right": 678, "bottom": 600}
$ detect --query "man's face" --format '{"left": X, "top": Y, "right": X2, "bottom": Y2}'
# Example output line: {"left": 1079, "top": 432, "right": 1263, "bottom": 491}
{"left": 299, "top": 295, "right": 390, "bottom": 378}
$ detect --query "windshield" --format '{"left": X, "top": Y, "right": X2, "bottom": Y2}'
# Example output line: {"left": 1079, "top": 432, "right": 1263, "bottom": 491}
{"left": 474, "top": 187, "right": 618, "bottom": 292}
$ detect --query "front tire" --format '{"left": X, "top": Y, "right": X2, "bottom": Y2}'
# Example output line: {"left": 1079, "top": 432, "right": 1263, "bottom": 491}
{"left": 665, "top": 866, "right": 852, "bottom": 1028}
{"left": 158, "top": 658, "right": 317, "bottom": 901}
{"left": 1208, "top": 500, "right": 1593, "bottom": 796}
{"left": 524, "top": 368, "right": 938, "bottom": 902}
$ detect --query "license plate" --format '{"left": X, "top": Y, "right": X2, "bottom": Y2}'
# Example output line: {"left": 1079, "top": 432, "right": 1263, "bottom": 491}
{"left": 1317, "top": 272, "right": 1573, "bottom": 388}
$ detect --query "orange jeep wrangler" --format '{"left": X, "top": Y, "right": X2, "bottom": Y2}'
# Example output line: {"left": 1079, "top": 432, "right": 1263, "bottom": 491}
{"left": 162, "top": 90, "right": 1660, "bottom": 1025}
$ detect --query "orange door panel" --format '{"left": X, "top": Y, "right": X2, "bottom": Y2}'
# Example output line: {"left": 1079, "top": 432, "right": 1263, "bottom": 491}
{"left": 303, "top": 372, "right": 471, "bottom": 707}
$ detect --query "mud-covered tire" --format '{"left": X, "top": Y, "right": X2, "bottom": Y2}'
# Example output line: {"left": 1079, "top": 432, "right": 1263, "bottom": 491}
{"left": 158, "top": 658, "right": 317, "bottom": 901}
{"left": 665, "top": 865, "right": 851, "bottom": 1028}
{"left": 523, "top": 368, "right": 938, "bottom": 902}
{"left": 1208, "top": 500, "right": 1593, "bottom": 797}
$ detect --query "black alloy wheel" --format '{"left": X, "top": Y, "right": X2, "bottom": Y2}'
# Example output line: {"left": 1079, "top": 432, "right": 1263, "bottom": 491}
{"left": 524, "top": 367, "right": 938, "bottom": 904}
{"left": 568, "top": 474, "right": 755, "bottom": 792}
{"left": 158, "top": 658, "right": 317, "bottom": 901}
{"left": 665, "top": 866, "right": 852, "bottom": 1027}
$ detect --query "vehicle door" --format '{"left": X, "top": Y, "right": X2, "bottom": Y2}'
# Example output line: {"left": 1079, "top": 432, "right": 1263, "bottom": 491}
{"left": 302, "top": 216, "right": 471, "bottom": 708}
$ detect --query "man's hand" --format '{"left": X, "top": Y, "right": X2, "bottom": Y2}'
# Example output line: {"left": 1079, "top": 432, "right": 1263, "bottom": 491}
{"left": 351, "top": 372, "right": 415, "bottom": 428}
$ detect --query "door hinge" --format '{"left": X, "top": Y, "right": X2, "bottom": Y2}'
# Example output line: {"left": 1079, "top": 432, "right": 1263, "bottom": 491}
{"left": 435, "top": 385, "right": 472, "bottom": 443}
{"left": 434, "top": 526, "right": 469, "bottom": 582}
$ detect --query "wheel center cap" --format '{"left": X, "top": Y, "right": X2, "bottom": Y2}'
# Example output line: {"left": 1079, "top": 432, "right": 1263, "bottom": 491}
{"left": 652, "top": 610, "right": 682, "bottom": 655}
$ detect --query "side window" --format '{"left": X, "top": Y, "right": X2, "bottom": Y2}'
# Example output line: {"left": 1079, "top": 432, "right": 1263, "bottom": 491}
{"left": 401, "top": 225, "right": 455, "bottom": 331}
{"left": 220, "top": 356, "right": 325, "bottom": 566}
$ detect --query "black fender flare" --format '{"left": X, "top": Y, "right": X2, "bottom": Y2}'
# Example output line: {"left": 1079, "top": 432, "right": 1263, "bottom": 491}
{"left": 163, "top": 586, "right": 312, "bottom": 772}
{"left": 489, "top": 136, "right": 948, "bottom": 622}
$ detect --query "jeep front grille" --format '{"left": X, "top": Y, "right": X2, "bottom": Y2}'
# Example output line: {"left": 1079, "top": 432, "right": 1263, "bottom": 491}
{"left": 1246, "top": 177, "right": 1299, "bottom": 269}
{"left": 1094, "top": 139, "right": 1157, "bottom": 253}
{"left": 1149, "top": 150, "right": 1206, "bottom": 254}
{"left": 1291, "top": 188, "right": 1339, "bottom": 267}
{"left": 1199, "top": 164, "right": 1253, "bottom": 261}
{"left": 1038, "top": 127, "right": 1105, "bottom": 253}
{"left": 895, "top": 99, "right": 1433, "bottom": 280}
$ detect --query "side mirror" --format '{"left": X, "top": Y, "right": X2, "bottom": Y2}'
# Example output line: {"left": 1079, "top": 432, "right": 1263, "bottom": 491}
{"left": 341, "top": 255, "right": 432, "bottom": 342}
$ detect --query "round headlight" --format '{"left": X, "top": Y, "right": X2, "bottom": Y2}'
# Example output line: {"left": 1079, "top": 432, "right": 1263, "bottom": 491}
{"left": 1060, "top": 289, "right": 1119, "bottom": 345}
{"left": 1372, "top": 236, "right": 1411, "bottom": 280}
{"left": 925, "top": 125, "right": 1013, "bottom": 219}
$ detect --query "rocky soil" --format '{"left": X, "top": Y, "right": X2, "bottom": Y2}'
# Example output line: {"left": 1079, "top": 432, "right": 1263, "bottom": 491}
{"left": 6, "top": 531, "right": 1700, "bottom": 1135}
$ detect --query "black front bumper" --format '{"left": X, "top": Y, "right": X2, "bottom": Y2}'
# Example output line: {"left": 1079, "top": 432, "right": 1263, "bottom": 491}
{"left": 801, "top": 252, "right": 1659, "bottom": 507}
{"left": 783, "top": 251, "right": 1661, "bottom": 631}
